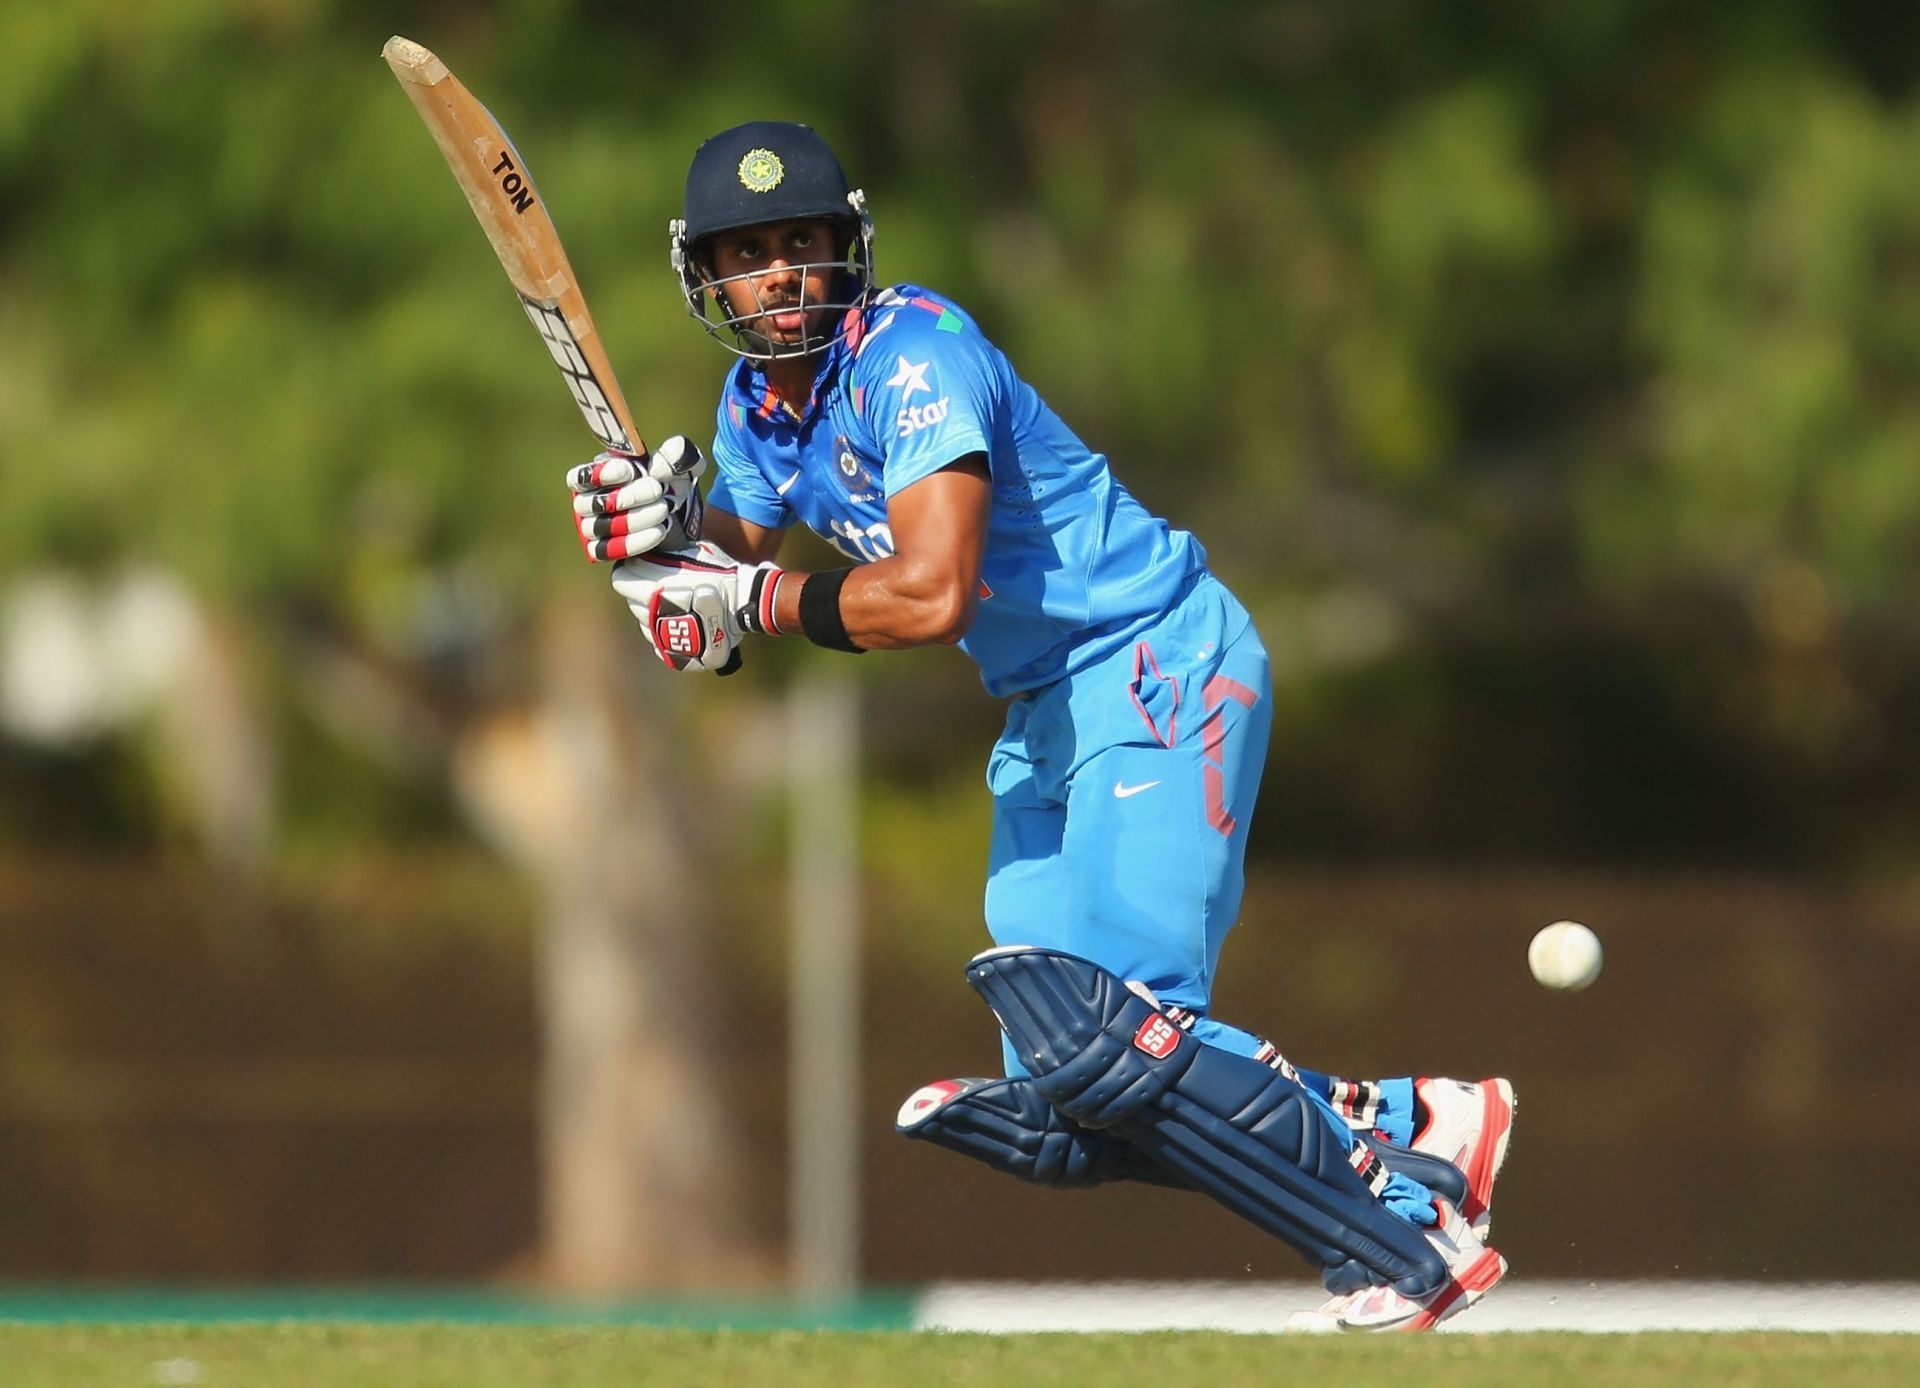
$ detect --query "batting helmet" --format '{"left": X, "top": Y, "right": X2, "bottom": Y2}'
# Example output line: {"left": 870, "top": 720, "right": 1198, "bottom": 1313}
{"left": 669, "top": 121, "right": 875, "bottom": 360}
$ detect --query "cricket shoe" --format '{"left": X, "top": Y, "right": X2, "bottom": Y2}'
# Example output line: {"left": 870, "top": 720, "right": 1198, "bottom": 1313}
{"left": 1281, "top": 1302, "right": 1346, "bottom": 1334}
{"left": 1332, "top": 1197, "right": 1507, "bottom": 1333}
{"left": 1410, "top": 1077, "right": 1514, "bottom": 1237}
{"left": 1282, "top": 1262, "right": 1369, "bottom": 1334}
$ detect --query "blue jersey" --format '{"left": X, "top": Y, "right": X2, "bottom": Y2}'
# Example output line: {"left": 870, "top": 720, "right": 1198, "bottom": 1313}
{"left": 706, "top": 285, "right": 1207, "bottom": 697}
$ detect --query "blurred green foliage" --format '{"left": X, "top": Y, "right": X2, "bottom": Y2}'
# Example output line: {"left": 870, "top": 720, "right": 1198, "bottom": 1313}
{"left": 3, "top": 0, "right": 1920, "bottom": 870}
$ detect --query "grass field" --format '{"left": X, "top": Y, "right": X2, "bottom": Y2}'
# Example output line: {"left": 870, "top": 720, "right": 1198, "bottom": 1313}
{"left": 4, "top": 1326, "right": 1918, "bottom": 1388}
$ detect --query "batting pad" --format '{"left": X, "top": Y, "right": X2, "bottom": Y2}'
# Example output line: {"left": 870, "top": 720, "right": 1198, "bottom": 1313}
{"left": 966, "top": 945, "right": 1448, "bottom": 1296}
{"left": 1362, "top": 1131, "right": 1468, "bottom": 1209}
{"left": 897, "top": 1073, "right": 1468, "bottom": 1219}
{"left": 896, "top": 1076, "right": 1184, "bottom": 1190}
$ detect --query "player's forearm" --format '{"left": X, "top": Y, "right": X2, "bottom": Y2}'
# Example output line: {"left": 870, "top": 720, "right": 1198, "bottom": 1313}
{"left": 701, "top": 506, "right": 784, "bottom": 566}
{"left": 774, "top": 560, "right": 976, "bottom": 649}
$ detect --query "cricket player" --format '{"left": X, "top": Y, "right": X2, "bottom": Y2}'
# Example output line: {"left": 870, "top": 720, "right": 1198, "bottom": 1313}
{"left": 567, "top": 121, "right": 1512, "bottom": 1330}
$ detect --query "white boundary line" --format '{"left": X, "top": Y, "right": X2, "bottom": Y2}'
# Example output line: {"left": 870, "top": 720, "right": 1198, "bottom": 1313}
{"left": 915, "top": 1281, "right": 1920, "bottom": 1334}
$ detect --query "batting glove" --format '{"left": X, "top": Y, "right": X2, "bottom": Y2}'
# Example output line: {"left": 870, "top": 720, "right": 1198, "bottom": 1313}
{"left": 610, "top": 540, "right": 787, "bottom": 675}
{"left": 567, "top": 435, "right": 707, "bottom": 561}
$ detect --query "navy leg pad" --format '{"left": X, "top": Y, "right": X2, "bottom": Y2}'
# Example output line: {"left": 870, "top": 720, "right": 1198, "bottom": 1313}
{"left": 895, "top": 1077, "right": 1182, "bottom": 1190}
{"left": 967, "top": 945, "right": 1447, "bottom": 1297}
{"left": 1364, "top": 1132, "right": 1467, "bottom": 1209}
{"left": 895, "top": 1077, "right": 1463, "bottom": 1205}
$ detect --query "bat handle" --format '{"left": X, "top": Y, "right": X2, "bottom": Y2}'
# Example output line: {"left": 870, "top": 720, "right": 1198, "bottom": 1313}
{"left": 716, "top": 649, "right": 744, "bottom": 677}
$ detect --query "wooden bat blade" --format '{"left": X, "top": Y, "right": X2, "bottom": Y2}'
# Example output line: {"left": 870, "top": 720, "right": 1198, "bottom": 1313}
{"left": 383, "top": 35, "right": 645, "bottom": 456}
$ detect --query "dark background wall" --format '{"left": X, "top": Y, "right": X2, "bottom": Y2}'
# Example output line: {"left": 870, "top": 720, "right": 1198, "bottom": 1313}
{"left": 4, "top": 857, "right": 1913, "bottom": 1283}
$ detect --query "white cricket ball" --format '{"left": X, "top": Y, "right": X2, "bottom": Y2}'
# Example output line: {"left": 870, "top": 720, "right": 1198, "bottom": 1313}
{"left": 1528, "top": 920, "right": 1603, "bottom": 991}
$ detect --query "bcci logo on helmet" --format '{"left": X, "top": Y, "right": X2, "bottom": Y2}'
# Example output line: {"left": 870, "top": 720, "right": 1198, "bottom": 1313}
{"left": 737, "top": 149, "right": 784, "bottom": 193}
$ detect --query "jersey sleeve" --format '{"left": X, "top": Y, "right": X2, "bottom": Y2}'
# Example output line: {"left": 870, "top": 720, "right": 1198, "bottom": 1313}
{"left": 857, "top": 296, "right": 1002, "bottom": 495}
{"left": 704, "top": 392, "right": 795, "bottom": 530}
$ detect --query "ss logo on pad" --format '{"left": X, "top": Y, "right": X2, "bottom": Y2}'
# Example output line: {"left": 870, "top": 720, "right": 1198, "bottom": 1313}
{"left": 1133, "top": 1015, "right": 1181, "bottom": 1059}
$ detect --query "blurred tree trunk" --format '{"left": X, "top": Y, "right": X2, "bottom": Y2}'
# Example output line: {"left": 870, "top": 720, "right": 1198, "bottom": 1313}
{"left": 162, "top": 605, "right": 274, "bottom": 903}
{"left": 455, "top": 599, "right": 763, "bottom": 1290}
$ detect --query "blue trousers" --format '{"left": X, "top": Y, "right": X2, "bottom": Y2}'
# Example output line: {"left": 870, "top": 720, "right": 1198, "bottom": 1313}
{"left": 985, "top": 574, "right": 1275, "bottom": 1073}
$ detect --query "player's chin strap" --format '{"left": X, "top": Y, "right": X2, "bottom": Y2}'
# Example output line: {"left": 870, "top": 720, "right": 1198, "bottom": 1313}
{"left": 961, "top": 945, "right": 1453, "bottom": 1299}
{"left": 896, "top": 1079, "right": 1468, "bottom": 1206}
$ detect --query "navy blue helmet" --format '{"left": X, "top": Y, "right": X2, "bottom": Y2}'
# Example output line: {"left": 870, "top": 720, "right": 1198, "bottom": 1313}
{"left": 670, "top": 121, "right": 875, "bottom": 361}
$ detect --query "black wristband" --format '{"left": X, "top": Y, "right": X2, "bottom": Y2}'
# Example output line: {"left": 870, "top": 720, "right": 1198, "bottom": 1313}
{"left": 797, "top": 567, "right": 865, "bottom": 654}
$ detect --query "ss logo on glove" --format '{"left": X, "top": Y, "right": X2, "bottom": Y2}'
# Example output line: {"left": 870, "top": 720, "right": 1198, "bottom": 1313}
{"left": 651, "top": 595, "right": 715, "bottom": 661}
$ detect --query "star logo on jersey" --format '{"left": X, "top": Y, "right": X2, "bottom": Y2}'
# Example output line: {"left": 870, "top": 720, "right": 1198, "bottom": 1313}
{"left": 833, "top": 435, "right": 880, "bottom": 496}
{"left": 885, "top": 354, "right": 932, "bottom": 399}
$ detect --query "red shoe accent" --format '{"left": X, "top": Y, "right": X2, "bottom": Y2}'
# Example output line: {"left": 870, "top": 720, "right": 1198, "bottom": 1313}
{"left": 1404, "top": 1247, "right": 1507, "bottom": 1331}
{"left": 1458, "top": 1083, "right": 1514, "bottom": 1226}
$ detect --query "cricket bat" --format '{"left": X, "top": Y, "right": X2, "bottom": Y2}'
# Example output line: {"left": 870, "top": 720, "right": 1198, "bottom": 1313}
{"left": 384, "top": 37, "right": 741, "bottom": 674}
{"left": 382, "top": 35, "right": 644, "bottom": 459}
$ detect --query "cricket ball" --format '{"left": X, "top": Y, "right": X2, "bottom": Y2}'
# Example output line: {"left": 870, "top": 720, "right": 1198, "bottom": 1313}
{"left": 1528, "top": 920, "right": 1603, "bottom": 991}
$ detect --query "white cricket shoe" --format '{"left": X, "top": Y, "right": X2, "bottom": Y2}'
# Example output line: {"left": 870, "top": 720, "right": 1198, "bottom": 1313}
{"left": 1410, "top": 1077, "right": 1515, "bottom": 1236}
{"left": 1332, "top": 1198, "right": 1508, "bottom": 1333}
{"left": 1282, "top": 1302, "right": 1348, "bottom": 1334}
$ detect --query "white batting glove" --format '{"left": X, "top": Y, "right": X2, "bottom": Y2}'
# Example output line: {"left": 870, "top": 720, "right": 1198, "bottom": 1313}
{"left": 567, "top": 435, "right": 707, "bottom": 561}
{"left": 610, "top": 540, "right": 788, "bottom": 675}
